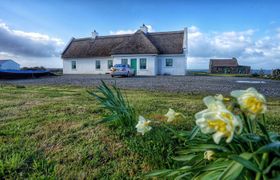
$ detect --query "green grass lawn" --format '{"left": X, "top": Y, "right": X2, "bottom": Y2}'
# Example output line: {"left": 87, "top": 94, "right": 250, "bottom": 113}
{"left": 1, "top": 85, "right": 279, "bottom": 178}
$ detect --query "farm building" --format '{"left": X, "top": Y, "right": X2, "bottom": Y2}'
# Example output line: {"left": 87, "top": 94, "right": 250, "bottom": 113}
{"left": 0, "top": 59, "right": 20, "bottom": 70}
{"left": 209, "top": 58, "right": 250, "bottom": 74}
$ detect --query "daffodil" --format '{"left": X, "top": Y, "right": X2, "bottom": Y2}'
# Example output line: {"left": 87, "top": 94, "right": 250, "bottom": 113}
{"left": 165, "top": 108, "right": 181, "bottom": 122}
{"left": 136, "top": 116, "right": 152, "bottom": 135}
{"left": 214, "top": 94, "right": 224, "bottom": 101}
{"left": 231, "top": 88, "right": 267, "bottom": 118}
{"left": 204, "top": 150, "right": 215, "bottom": 161}
{"left": 215, "top": 94, "right": 230, "bottom": 101}
{"left": 195, "top": 96, "right": 242, "bottom": 144}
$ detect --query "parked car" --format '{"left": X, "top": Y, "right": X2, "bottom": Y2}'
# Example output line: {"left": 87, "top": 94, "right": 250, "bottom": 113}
{"left": 110, "top": 64, "right": 135, "bottom": 77}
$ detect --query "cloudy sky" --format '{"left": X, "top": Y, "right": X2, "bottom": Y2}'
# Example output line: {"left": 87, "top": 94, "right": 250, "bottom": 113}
{"left": 0, "top": 0, "right": 279, "bottom": 69}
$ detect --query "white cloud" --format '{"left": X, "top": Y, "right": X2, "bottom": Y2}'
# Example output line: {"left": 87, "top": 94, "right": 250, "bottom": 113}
{"left": 187, "top": 26, "right": 280, "bottom": 69}
{"left": 109, "top": 24, "right": 154, "bottom": 35}
{"left": 0, "top": 21, "right": 64, "bottom": 58}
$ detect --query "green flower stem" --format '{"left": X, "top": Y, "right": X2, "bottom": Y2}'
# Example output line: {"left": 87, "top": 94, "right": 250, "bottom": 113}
{"left": 178, "top": 113, "right": 187, "bottom": 119}
{"left": 162, "top": 123, "right": 186, "bottom": 141}
{"left": 242, "top": 113, "right": 251, "bottom": 133}
{"left": 242, "top": 113, "right": 255, "bottom": 152}
{"left": 255, "top": 153, "right": 268, "bottom": 180}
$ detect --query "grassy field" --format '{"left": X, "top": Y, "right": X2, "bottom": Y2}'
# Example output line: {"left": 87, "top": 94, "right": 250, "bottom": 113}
{"left": 0, "top": 85, "right": 279, "bottom": 178}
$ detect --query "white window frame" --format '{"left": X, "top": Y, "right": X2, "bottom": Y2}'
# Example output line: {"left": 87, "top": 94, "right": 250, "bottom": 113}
{"left": 140, "top": 58, "right": 147, "bottom": 70}
{"left": 165, "top": 58, "right": 173, "bottom": 67}
{"left": 108, "top": 60, "right": 113, "bottom": 69}
{"left": 71, "top": 61, "right": 77, "bottom": 70}
{"left": 96, "top": 60, "right": 101, "bottom": 70}
{"left": 121, "top": 59, "right": 128, "bottom": 65}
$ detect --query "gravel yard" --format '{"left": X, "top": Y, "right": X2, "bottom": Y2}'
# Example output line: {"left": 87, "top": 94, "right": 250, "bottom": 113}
{"left": 0, "top": 75, "right": 279, "bottom": 97}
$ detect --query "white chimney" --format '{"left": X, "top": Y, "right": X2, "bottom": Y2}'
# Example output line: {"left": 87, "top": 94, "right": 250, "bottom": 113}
{"left": 92, "top": 30, "right": 98, "bottom": 39}
{"left": 140, "top": 24, "right": 148, "bottom": 34}
{"left": 183, "top": 27, "right": 188, "bottom": 54}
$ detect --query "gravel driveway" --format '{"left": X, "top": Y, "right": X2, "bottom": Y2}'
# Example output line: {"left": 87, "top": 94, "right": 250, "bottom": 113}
{"left": 0, "top": 75, "right": 279, "bottom": 97}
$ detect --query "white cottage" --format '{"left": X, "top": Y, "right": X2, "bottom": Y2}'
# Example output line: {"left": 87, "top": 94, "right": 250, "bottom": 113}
{"left": 62, "top": 25, "right": 188, "bottom": 76}
{"left": 0, "top": 59, "right": 20, "bottom": 70}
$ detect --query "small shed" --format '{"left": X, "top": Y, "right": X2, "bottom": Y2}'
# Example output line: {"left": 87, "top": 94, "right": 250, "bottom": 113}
{"left": 0, "top": 59, "right": 20, "bottom": 70}
{"left": 209, "top": 58, "right": 250, "bottom": 74}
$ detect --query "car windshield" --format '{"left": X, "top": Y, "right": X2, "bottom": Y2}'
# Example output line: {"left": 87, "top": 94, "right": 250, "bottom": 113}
{"left": 114, "top": 64, "right": 126, "bottom": 68}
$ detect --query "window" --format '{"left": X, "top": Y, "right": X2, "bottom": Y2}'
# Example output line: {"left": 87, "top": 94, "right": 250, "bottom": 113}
{"left": 96, "top": 60, "right": 101, "bottom": 69}
{"left": 140, "top": 58, "right": 147, "bottom": 69}
{"left": 165, "top": 58, "right": 173, "bottom": 67}
{"left": 108, "top": 60, "right": 113, "bottom": 69}
{"left": 121, "top": 59, "right": 128, "bottom": 65}
{"left": 71, "top": 61, "right": 76, "bottom": 70}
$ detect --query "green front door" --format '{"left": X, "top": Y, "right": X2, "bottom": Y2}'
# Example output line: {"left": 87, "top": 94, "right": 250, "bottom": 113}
{"left": 130, "top": 59, "right": 137, "bottom": 75}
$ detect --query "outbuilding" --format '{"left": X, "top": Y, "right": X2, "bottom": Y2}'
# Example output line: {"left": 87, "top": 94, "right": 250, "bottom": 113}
{"left": 0, "top": 59, "right": 20, "bottom": 70}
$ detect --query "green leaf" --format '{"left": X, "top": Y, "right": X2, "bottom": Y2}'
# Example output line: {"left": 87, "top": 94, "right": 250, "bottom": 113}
{"left": 145, "top": 169, "right": 172, "bottom": 177}
{"left": 190, "top": 144, "right": 229, "bottom": 152}
{"left": 194, "top": 170, "right": 222, "bottom": 180}
{"left": 189, "top": 125, "right": 200, "bottom": 140}
{"left": 203, "top": 160, "right": 230, "bottom": 171}
{"left": 241, "top": 134, "right": 262, "bottom": 143}
{"left": 229, "top": 155, "right": 261, "bottom": 173}
{"left": 257, "top": 121, "right": 271, "bottom": 142}
{"left": 256, "top": 142, "right": 280, "bottom": 155}
{"left": 263, "top": 158, "right": 280, "bottom": 174}
{"left": 172, "top": 154, "right": 197, "bottom": 161}
{"left": 166, "top": 171, "right": 180, "bottom": 177}
{"left": 218, "top": 153, "right": 252, "bottom": 180}
{"left": 174, "top": 172, "right": 192, "bottom": 180}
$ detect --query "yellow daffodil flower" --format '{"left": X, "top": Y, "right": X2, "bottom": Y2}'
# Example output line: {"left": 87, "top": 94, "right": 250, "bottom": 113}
{"left": 165, "top": 108, "right": 181, "bottom": 122}
{"left": 231, "top": 88, "right": 267, "bottom": 118}
{"left": 136, "top": 116, "right": 152, "bottom": 135}
{"left": 204, "top": 150, "right": 215, "bottom": 161}
{"left": 195, "top": 96, "right": 242, "bottom": 144}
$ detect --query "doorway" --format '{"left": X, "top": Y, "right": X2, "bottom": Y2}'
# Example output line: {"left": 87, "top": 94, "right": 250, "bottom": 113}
{"left": 130, "top": 58, "right": 137, "bottom": 75}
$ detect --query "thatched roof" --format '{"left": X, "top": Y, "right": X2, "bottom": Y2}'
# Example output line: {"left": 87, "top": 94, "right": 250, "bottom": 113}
{"left": 62, "top": 30, "right": 184, "bottom": 58}
{"left": 210, "top": 58, "right": 239, "bottom": 67}
{"left": 111, "top": 30, "right": 159, "bottom": 55}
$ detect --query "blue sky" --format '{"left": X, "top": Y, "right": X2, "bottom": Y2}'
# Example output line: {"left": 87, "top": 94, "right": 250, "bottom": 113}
{"left": 0, "top": 0, "right": 280, "bottom": 69}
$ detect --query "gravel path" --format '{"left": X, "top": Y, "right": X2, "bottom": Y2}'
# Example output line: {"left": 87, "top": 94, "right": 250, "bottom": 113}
{"left": 0, "top": 75, "right": 279, "bottom": 97}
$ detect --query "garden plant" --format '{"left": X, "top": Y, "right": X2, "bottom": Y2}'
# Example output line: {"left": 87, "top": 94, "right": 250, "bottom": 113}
{"left": 91, "top": 81, "right": 280, "bottom": 179}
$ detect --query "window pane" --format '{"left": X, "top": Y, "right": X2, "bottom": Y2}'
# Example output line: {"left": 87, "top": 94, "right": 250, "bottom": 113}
{"left": 140, "top": 58, "right": 147, "bottom": 69}
{"left": 108, "top": 60, "right": 113, "bottom": 69}
{"left": 121, "top": 59, "right": 128, "bottom": 65}
{"left": 96, "top": 60, "right": 101, "bottom": 69}
{"left": 166, "top": 59, "right": 173, "bottom": 67}
{"left": 71, "top": 61, "right": 76, "bottom": 69}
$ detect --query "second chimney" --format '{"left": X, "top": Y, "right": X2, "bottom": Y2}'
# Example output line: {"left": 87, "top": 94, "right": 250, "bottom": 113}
{"left": 140, "top": 24, "right": 148, "bottom": 34}
{"left": 92, "top": 30, "right": 98, "bottom": 39}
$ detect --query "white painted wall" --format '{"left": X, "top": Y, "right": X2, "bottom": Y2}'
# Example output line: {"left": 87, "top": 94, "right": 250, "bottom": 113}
{"left": 63, "top": 57, "right": 113, "bottom": 74}
{"left": 0, "top": 60, "right": 20, "bottom": 70}
{"left": 63, "top": 54, "right": 187, "bottom": 76}
{"left": 112, "top": 55, "right": 157, "bottom": 76}
{"left": 157, "top": 55, "right": 186, "bottom": 75}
